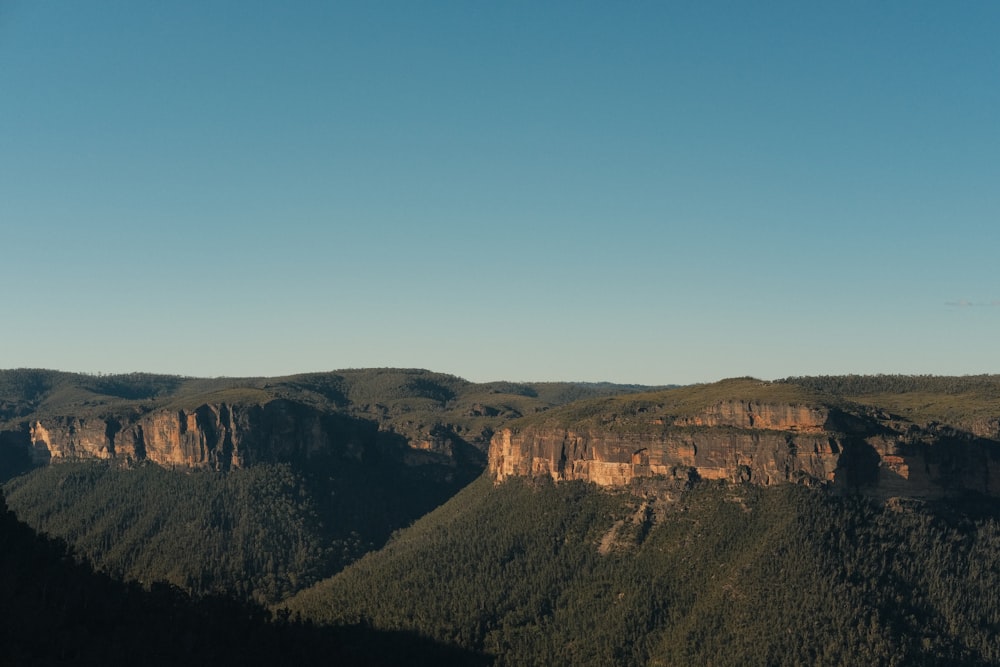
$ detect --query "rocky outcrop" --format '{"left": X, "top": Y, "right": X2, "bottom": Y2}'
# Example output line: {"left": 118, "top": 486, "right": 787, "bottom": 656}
{"left": 491, "top": 427, "right": 841, "bottom": 488}
{"left": 963, "top": 416, "right": 1000, "bottom": 440}
{"left": 29, "top": 419, "right": 114, "bottom": 463}
{"left": 18, "top": 400, "right": 459, "bottom": 473}
{"left": 489, "top": 401, "right": 1000, "bottom": 499}
{"left": 671, "top": 400, "right": 828, "bottom": 432}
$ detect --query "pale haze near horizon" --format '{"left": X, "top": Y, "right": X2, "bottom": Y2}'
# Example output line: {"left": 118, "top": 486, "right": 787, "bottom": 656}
{"left": 2, "top": 2, "right": 998, "bottom": 386}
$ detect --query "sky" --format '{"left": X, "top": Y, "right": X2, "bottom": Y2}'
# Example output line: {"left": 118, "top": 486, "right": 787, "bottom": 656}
{"left": 1, "top": 1, "right": 998, "bottom": 385}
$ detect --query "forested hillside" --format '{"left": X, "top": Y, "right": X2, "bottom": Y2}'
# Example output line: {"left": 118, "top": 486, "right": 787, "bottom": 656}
{"left": 0, "top": 488, "right": 491, "bottom": 666}
{"left": 0, "top": 367, "right": 657, "bottom": 469}
{"left": 0, "top": 367, "right": 654, "bottom": 604}
{"left": 780, "top": 374, "right": 1000, "bottom": 427}
{"left": 5, "top": 371, "right": 1000, "bottom": 665}
{"left": 286, "top": 475, "right": 1000, "bottom": 666}
{"left": 3, "top": 455, "right": 468, "bottom": 604}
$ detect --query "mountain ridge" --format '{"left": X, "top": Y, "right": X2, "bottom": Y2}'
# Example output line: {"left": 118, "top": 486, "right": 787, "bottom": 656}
{"left": 1, "top": 367, "right": 658, "bottom": 479}
{"left": 489, "top": 376, "right": 1000, "bottom": 498}
{"left": 0, "top": 367, "right": 658, "bottom": 603}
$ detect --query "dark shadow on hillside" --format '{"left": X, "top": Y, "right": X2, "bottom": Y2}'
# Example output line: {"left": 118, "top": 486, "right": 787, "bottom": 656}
{"left": 282, "top": 425, "right": 486, "bottom": 583}
{"left": 281, "top": 375, "right": 350, "bottom": 407}
{"left": 0, "top": 428, "right": 35, "bottom": 482}
{"left": 921, "top": 431, "right": 1000, "bottom": 493}
{"left": 832, "top": 438, "right": 882, "bottom": 491}
{"left": 922, "top": 491, "right": 1000, "bottom": 525}
{"left": 0, "top": 489, "right": 493, "bottom": 666}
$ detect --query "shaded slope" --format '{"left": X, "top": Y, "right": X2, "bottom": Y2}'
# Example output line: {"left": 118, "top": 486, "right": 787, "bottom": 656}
{"left": 2, "top": 453, "right": 468, "bottom": 605}
{"left": 0, "top": 368, "right": 654, "bottom": 603}
{"left": 285, "top": 475, "right": 1000, "bottom": 666}
{"left": 0, "top": 367, "right": 658, "bottom": 481}
{"left": 0, "top": 488, "right": 492, "bottom": 667}
{"left": 507, "top": 377, "right": 831, "bottom": 431}
{"left": 781, "top": 374, "right": 1000, "bottom": 436}
{"left": 0, "top": 367, "right": 658, "bottom": 460}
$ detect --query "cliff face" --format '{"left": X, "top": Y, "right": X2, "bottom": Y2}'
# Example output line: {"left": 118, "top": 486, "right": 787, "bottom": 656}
{"left": 671, "top": 401, "right": 828, "bottom": 432}
{"left": 3, "top": 369, "right": 658, "bottom": 480}
{"left": 19, "top": 400, "right": 450, "bottom": 473}
{"left": 489, "top": 401, "right": 1000, "bottom": 499}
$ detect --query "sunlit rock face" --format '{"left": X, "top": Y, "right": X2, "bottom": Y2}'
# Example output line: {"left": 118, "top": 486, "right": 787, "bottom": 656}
{"left": 26, "top": 402, "right": 370, "bottom": 470}
{"left": 489, "top": 402, "right": 1000, "bottom": 499}
{"left": 19, "top": 400, "right": 464, "bottom": 474}
{"left": 29, "top": 419, "right": 112, "bottom": 463}
{"left": 671, "top": 400, "right": 828, "bottom": 432}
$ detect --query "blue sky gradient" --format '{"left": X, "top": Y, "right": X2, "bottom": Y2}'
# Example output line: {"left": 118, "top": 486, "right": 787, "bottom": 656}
{"left": 2, "top": 1, "right": 998, "bottom": 384}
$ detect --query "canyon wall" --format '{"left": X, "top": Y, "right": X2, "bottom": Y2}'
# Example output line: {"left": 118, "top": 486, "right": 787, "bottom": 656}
{"left": 11, "top": 394, "right": 1000, "bottom": 500}
{"left": 15, "top": 400, "right": 457, "bottom": 473}
{"left": 489, "top": 401, "right": 1000, "bottom": 499}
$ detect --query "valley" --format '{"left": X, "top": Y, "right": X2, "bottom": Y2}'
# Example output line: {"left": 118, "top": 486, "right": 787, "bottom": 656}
{"left": 3, "top": 369, "right": 1000, "bottom": 664}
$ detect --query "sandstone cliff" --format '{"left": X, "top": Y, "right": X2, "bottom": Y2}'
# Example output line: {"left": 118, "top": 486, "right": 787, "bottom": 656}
{"left": 489, "top": 396, "right": 1000, "bottom": 499}
{"left": 6, "top": 371, "right": 1000, "bottom": 500}
{"left": 0, "top": 368, "right": 650, "bottom": 479}
{"left": 18, "top": 400, "right": 457, "bottom": 474}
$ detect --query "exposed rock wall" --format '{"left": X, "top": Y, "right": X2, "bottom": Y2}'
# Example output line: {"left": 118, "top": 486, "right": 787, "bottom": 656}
{"left": 489, "top": 402, "right": 1000, "bottom": 499}
{"left": 490, "top": 428, "right": 841, "bottom": 488}
{"left": 22, "top": 401, "right": 386, "bottom": 471}
{"left": 671, "top": 400, "right": 827, "bottom": 432}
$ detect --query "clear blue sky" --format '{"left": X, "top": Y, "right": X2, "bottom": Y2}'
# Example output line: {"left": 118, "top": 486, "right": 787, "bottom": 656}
{"left": 2, "top": 1, "right": 998, "bottom": 385}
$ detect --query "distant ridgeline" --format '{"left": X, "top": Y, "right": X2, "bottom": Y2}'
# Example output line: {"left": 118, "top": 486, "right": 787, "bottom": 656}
{"left": 3, "top": 369, "right": 1000, "bottom": 500}
{"left": 488, "top": 375, "right": 1000, "bottom": 499}
{"left": 0, "top": 368, "right": 661, "bottom": 604}
{"left": 0, "top": 368, "right": 656, "bottom": 480}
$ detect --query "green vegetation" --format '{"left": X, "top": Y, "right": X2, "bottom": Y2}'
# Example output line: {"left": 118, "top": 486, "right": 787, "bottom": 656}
{"left": 0, "top": 367, "right": 657, "bottom": 605}
{"left": 6, "top": 369, "right": 996, "bottom": 438}
{"left": 0, "top": 488, "right": 492, "bottom": 666}
{"left": 4, "top": 461, "right": 331, "bottom": 604}
{"left": 509, "top": 374, "right": 1000, "bottom": 435}
{"left": 781, "top": 373, "right": 1000, "bottom": 397}
{"left": 0, "top": 367, "right": 655, "bottom": 451}
{"left": 0, "top": 368, "right": 75, "bottom": 421}
{"left": 511, "top": 377, "right": 832, "bottom": 432}
{"left": 5, "top": 370, "right": 1000, "bottom": 664}
{"left": 781, "top": 374, "right": 1000, "bottom": 425}
{"left": 286, "top": 476, "right": 1000, "bottom": 666}
{"left": 3, "top": 456, "right": 471, "bottom": 605}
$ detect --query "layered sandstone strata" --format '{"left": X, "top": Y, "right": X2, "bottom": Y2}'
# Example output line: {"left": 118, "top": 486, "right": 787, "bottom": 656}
{"left": 25, "top": 401, "right": 380, "bottom": 471}
{"left": 489, "top": 401, "right": 1000, "bottom": 498}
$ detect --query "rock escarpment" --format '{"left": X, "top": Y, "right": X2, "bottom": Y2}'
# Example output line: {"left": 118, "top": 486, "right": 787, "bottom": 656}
{"left": 489, "top": 399, "right": 1000, "bottom": 499}
{"left": 0, "top": 368, "right": 652, "bottom": 480}
{"left": 18, "top": 400, "right": 451, "bottom": 473}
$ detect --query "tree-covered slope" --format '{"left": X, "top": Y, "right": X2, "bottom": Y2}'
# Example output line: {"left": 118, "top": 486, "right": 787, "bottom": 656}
{"left": 2, "top": 454, "right": 470, "bottom": 605}
{"left": 285, "top": 475, "right": 1000, "bottom": 666}
{"left": 0, "top": 367, "right": 657, "bottom": 604}
{"left": 0, "top": 488, "right": 492, "bottom": 666}
{"left": 507, "top": 373, "right": 1000, "bottom": 434}
{"left": 507, "top": 375, "right": 832, "bottom": 431}
{"left": 6, "top": 368, "right": 1000, "bottom": 660}
{"left": 780, "top": 374, "right": 1000, "bottom": 429}
{"left": 0, "top": 367, "right": 659, "bottom": 462}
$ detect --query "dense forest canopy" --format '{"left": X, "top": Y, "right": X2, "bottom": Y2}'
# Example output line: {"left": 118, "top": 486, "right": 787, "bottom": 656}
{"left": 0, "top": 487, "right": 492, "bottom": 666}
{"left": 0, "top": 368, "right": 658, "bottom": 462}
{"left": 286, "top": 475, "right": 1000, "bottom": 667}
{"left": 780, "top": 373, "right": 1000, "bottom": 396}
{"left": 780, "top": 374, "right": 1000, "bottom": 425}
{"left": 3, "top": 455, "right": 476, "bottom": 604}
{"left": 4, "top": 370, "right": 1000, "bottom": 665}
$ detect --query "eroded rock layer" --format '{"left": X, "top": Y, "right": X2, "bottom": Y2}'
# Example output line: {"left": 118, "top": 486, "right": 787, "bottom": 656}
{"left": 21, "top": 401, "right": 442, "bottom": 473}
{"left": 489, "top": 400, "right": 1000, "bottom": 499}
